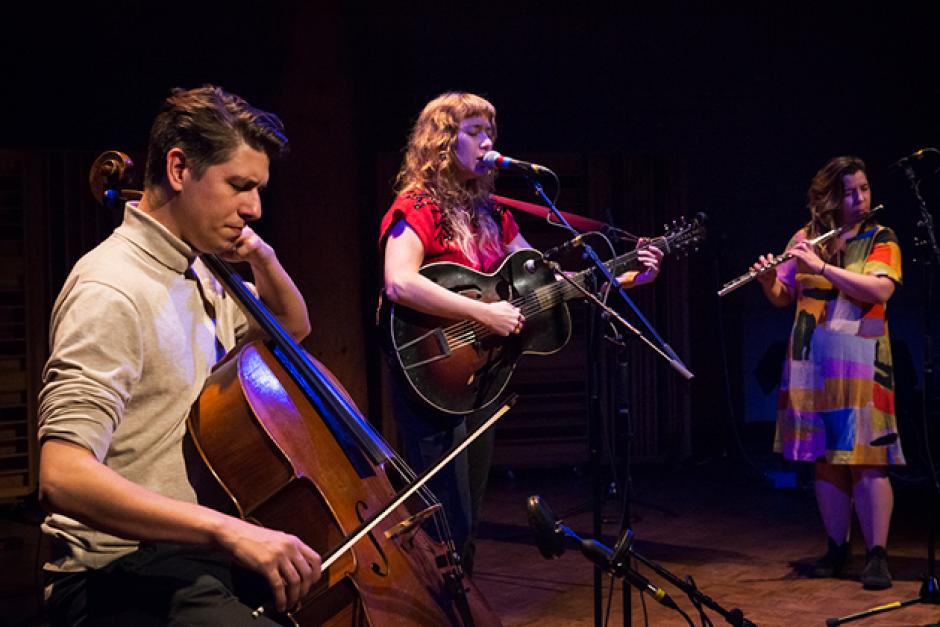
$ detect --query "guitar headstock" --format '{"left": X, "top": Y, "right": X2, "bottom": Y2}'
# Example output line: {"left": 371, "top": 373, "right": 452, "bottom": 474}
{"left": 658, "top": 212, "right": 707, "bottom": 258}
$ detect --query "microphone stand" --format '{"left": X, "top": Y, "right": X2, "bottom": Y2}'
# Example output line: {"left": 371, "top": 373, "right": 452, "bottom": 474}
{"left": 528, "top": 178, "right": 692, "bottom": 377}
{"left": 527, "top": 495, "right": 757, "bottom": 627}
{"left": 525, "top": 176, "right": 693, "bottom": 627}
{"left": 526, "top": 177, "right": 693, "bottom": 379}
{"left": 826, "top": 160, "right": 940, "bottom": 625}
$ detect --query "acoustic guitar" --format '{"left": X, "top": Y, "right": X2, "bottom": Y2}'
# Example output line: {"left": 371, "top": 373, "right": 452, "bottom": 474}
{"left": 379, "top": 216, "right": 706, "bottom": 414}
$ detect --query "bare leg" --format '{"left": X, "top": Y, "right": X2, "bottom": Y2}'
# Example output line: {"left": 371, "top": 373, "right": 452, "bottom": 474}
{"left": 815, "top": 462, "right": 853, "bottom": 543}
{"left": 851, "top": 465, "right": 893, "bottom": 549}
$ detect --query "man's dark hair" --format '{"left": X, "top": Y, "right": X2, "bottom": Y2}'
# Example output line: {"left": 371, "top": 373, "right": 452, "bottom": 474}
{"left": 143, "top": 85, "right": 288, "bottom": 187}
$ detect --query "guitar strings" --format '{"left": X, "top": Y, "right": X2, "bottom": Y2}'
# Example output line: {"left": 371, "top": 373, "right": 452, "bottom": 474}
{"left": 432, "top": 226, "right": 695, "bottom": 353}
{"left": 440, "top": 277, "right": 582, "bottom": 350}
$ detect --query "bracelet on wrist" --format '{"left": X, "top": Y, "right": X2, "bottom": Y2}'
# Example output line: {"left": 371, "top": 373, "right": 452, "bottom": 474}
{"left": 819, "top": 262, "right": 827, "bottom": 276}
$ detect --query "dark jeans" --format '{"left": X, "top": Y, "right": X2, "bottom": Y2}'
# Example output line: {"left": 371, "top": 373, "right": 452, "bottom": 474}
{"left": 44, "top": 544, "right": 280, "bottom": 627}
{"left": 464, "top": 408, "right": 497, "bottom": 573}
{"left": 393, "top": 384, "right": 496, "bottom": 575}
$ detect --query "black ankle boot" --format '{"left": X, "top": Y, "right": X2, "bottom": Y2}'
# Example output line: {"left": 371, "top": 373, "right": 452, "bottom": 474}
{"left": 860, "top": 545, "right": 892, "bottom": 590}
{"left": 812, "top": 537, "right": 850, "bottom": 578}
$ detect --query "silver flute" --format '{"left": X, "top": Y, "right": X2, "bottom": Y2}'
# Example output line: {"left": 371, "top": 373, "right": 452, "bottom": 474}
{"left": 717, "top": 204, "right": 884, "bottom": 297}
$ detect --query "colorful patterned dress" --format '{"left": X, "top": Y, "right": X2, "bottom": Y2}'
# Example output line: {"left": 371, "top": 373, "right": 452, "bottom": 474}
{"left": 774, "top": 223, "right": 905, "bottom": 465}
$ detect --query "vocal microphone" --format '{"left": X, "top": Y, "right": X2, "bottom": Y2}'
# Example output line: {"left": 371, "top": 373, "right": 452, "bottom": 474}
{"left": 482, "top": 150, "right": 553, "bottom": 175}
{"left": 523, "top": 235, "right": 584, "bottom": 273}
{"left": 890, "top": 147, "right": 939, "bottom": 169}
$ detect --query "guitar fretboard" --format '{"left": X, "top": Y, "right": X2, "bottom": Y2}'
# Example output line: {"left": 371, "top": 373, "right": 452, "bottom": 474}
{"left": 441, "top": 238, "right": 669, "bottom": 351}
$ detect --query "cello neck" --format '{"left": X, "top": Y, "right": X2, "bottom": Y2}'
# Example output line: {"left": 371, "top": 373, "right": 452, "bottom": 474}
{"left": 200, "top": 253, "right": 395, "bottom": 467}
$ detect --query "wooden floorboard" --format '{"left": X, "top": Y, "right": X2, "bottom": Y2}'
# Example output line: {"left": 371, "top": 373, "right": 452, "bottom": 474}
{"left": 2, "top": 457, "right": 939, "bottom": 626}
{"left": 472, "top": 460, "right": 940, "bottom": 627}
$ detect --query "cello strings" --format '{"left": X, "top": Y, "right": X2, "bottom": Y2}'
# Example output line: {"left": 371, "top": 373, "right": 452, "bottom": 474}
{"left": 387, "top": 453, "right": 455, "bottom": 544}
{"left": 386, "top": 452, "right": 462, "bottom": 567}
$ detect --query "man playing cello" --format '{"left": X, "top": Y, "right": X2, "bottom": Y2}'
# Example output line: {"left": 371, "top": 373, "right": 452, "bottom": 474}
{"left": 38, "top": 85, "right": 321, "bottom": 625}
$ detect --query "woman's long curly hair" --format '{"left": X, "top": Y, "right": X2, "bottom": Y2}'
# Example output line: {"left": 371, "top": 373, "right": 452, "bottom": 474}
{"left": 395, "top": 92, "right": 503, "bottom": 266}
{"left": 805, "top": 155, "right": 868, "bottom": 261}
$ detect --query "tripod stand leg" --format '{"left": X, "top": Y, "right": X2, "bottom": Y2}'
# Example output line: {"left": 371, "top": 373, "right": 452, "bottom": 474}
{"left": 824, "top": 576, "right": 940, "bottom": 625}
{"left": 921, "top": 574, "right": 940, "bottom": 600}
{"left": 825, "top": 597, "right": 921, "bottom": 626}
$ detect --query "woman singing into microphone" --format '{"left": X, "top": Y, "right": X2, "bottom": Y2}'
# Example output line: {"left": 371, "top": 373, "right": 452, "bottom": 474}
{"left": 751, "top": 155, "right": 904, "bottom": 589}
{"left": 378, "top": 91, "right": 662, "bottom": 573}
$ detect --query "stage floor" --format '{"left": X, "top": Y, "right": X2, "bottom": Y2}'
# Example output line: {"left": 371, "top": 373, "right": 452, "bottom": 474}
{"left": 2, "top": 455, "right": 939, "bottom": 626}
{"left": 472, "top": 457, "right": 940, "bottom": 627}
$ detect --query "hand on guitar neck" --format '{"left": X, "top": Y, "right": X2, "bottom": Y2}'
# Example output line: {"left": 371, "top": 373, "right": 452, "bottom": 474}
{"left": 614, "top": 238, "right": 664, "bottom": 288}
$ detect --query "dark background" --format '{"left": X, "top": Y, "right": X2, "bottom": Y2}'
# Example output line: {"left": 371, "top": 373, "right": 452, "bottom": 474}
{"left": 3, "top": 2, "right": 939, "bottom": 462}
{"left": 2, "top": 4, "right": 940, "bottom": 623}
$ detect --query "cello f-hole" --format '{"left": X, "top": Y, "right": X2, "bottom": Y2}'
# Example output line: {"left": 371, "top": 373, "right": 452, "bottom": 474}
{"left": 356, "top": 500, "right": 390, "bottom": 576}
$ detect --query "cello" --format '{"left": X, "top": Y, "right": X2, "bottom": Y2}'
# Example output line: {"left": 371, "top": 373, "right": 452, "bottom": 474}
{"left": 89, "top": 151, "right": 504, "bottom": 626}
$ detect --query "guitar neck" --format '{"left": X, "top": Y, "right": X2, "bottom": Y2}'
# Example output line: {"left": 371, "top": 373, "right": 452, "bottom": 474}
{"left": 414, "top": 220, "right": 705, "bottom": 356}
{"left": 552, "top": 240, "right": 662, "bottom": 301}
{"left": 504, "top": 220, "right": 701, "bottom": 328}
{"left": 513, "top": 241, "right": 654, "bottom": 317}
{"left": 569, "top": 247, "right": 644, "bottom": 295}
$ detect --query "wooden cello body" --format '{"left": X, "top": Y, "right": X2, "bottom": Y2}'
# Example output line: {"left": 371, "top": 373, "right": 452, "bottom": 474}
{"left": 188, "top": 313, "right": 502, "bottom": 625}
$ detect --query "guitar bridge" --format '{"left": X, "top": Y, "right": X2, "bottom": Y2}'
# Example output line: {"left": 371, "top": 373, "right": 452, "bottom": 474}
{"left": 433, "top": 328, "right": 450, "bottom": 356}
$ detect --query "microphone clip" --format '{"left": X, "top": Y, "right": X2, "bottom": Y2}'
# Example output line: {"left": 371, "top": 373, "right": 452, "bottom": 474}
{"left": 541, "top": 234, "right": 585, "bottom": 262}
{"left": 523, "top": 256, "right": 562, "bottom": 274}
